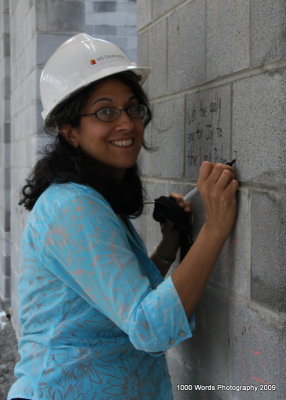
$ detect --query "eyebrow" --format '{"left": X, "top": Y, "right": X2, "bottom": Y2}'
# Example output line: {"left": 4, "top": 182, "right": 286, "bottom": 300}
{"left": 91, "top": 95, "right": 137, "bottom": 106}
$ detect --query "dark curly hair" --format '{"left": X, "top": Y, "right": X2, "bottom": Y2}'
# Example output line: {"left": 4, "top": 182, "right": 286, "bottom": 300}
{"left": 19, "top": 71, "right": 152, "bottom": 218}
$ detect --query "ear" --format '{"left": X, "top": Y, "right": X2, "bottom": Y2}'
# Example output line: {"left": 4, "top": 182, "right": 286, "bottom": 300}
{"left": 60, "top": 124, "right": 80, "bottom": 148}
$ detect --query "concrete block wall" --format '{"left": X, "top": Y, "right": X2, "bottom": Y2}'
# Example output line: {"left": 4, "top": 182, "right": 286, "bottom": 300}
{"left": 1, "top": 0, "right": 137, "bottom": 333}
{"left": 137, "top": 0, "right": 286, "bottom": 398}
{"left": 0, "top": 0, "right": 11, "bottom": 305}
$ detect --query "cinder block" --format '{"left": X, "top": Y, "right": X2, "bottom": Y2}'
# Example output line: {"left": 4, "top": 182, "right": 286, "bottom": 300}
{"left": 92, "top": 25, "right": 117, "bottom": 36}
{"left": 36, "top": 0, "right": 85, "bottom": 32}
{"left": 166, "top": 349, "right": 223, "bottom": 400}
{"left": 3, "top": 255, "right": 11, "bottom": 276}
{"left": 206, "top": 0, "right": 250, "bottom": 80}
{"left": 137, "top": 0, "right": 152, "bottom": 31}
{"left": 137, "top": 30, "right": 149, "bottom": 91}
{"left": 3, "top": 5, "right": 10, "bottom": 33}
{"left": 149, "top": 96, "right": 185, "bottom": 178}
{"left": 176, "top": 291, "right": 284, "bottom": 399}
{"left": 233, "top": 71, "right": 286, "bottom": 185}
{"left": 117, "top": 1, "right": 136, "bottom": 14}
{"left": 229, "top": 302, "right": 284, "bottom": 399}
{"left": 117, "top": 26, "right": 136, "bottom": 36}
{"left": 0, "top": 275, "right": 11, "bottom": 302}
{"left": 209, "top": 189, "right": 250, "bottom": 298}
{"left": 251, "top": 0, "right": 286, "bottom": 67}
{"left": 167, "top": 0, "right": 206, "bottom": 93}
{"left": 2, "top": 232, "right": 11, "bottom": 256}
{"left": 137, "top": 123, "right": 152, "bottom": 176}
{"left": 147, "top": 19, "right": 167, "bottom": 98}
{"left": 176, "top": 292, "right": 232, "bottom": 392}
{"left": 250, "top": 191, "right": 286, "bottom": 313}
{"left": 152, "top": 0, "right": 185, "bottom": 21}
{"left": 86, "top": 12, "right": 133, "bottom": 26}
{"left": 4, "top": 32, "right": 10, "bottom": 57}
{"left": 94, "top": 1, "right": 117, "bottom": 13}
{"left": 185, "top": 85, "right": 232, "bottom": 180}
{"left": 23, "top": 7, "right": 36, "bottom": 48}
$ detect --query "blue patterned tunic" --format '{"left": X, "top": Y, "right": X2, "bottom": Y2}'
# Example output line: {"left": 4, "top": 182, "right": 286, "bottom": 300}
{"left": 8, "top": 183, "right": 195, "bottom": 400}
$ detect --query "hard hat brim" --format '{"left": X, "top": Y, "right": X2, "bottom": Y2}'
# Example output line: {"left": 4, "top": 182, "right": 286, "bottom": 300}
{"left": 41, "top": 65, "right": 151, "bottom": 123}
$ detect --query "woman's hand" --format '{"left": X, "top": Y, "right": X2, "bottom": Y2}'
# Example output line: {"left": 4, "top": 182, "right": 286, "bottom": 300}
{"left": 152, "top": 193, "right": 191, "bottom": 276}
{"left": 154, "top": 193, "right": 192, "bottom": 268}
{"left": 197, "top": 161, "right": 238, "bottom": 241}
{"left": 160, "top": 192, "right": 191, "bottom": 240}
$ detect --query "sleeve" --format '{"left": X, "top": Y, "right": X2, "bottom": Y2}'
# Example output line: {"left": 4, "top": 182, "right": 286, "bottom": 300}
{"left": 39, "top": 190, "right": 195, "bottom": 353}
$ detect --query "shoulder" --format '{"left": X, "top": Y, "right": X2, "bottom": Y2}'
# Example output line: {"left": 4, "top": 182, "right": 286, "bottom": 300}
{"left": 31, "top": 183, "right": 116, "bottom": 226}
{"left": 37, "top": 182, "right": 107, "bottom": 208}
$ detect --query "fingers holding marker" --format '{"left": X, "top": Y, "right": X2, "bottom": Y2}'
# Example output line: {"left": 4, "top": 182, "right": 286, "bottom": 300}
{"left": 216, "top": 168, "right": 235, "bottom": 190}
{"left": 169, "top": 192, "right": 192, "bottom": 213}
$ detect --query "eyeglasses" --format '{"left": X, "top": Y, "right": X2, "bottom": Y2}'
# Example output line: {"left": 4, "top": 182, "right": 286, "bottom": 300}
{"left": 78, "top": 104, "right": 148, "bottom": 123}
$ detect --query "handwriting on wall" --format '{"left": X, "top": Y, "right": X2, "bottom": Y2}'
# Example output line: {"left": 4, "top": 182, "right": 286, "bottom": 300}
{"left": 186, "top": 89, "right": 232, "bottom": 172}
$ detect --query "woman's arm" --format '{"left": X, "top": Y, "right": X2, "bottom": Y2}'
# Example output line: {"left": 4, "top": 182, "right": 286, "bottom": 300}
{"left": 172, "top": 161, "right": 238, "bottom": 316}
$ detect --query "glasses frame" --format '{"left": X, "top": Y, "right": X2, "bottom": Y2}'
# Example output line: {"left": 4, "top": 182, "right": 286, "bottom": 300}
{"left": 78, "top": 104, "right": 148, "bottom": 123}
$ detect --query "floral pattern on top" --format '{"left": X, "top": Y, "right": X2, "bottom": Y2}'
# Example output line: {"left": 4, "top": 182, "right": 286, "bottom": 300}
{"left": 8, "top": 183, "right": 195, "bottom": 400}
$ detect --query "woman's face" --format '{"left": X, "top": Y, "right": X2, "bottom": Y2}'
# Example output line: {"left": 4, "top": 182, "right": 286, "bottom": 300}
{"left": 63, "top": 78, "right": 145, "bottom": 178}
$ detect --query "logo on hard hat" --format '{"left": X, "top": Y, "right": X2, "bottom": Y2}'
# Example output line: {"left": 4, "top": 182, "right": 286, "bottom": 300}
{"left": 90, "top": 59, "right": 97, "bottom": 65}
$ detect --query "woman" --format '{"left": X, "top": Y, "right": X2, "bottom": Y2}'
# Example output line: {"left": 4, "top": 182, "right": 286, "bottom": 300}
{"left": 8, "top": 34, "right": 238, "bottom": 400}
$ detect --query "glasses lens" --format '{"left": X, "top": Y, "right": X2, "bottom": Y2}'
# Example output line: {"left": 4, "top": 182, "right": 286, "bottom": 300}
{"left": 127, "top": 104, "right": 147, "bottom": 120}
{"left": 96, "top": 108, "right": 120, "bottom": 122}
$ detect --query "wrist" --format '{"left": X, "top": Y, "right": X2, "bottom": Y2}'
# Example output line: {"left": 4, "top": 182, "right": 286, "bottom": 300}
{"left": 152, "top": 242, "right": 176, "bottom": 265}
{"left": 202, "top": 222, "right": 229, "bottom": 246}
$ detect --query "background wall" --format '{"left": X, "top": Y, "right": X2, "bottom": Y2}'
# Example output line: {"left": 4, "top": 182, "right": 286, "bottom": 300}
{"left": 136, "top": 0, "right": 286, "bottom": 398}
{"left": 0, "top": 0, "right": 11, "bottom": 308}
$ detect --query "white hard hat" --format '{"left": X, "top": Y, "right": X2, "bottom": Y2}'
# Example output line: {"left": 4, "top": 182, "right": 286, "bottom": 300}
{"left": 40, "top": 33, "right": 151, "bottom": 123}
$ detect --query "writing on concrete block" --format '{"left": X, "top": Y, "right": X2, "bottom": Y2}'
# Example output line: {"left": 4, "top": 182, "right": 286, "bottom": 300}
{"left": 186, "top": 88, "right": 231, "bottom": 174}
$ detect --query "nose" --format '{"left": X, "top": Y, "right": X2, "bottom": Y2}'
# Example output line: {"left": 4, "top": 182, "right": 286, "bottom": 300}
{"left": 115, "top": 109, "right": 135, "bottom": 130}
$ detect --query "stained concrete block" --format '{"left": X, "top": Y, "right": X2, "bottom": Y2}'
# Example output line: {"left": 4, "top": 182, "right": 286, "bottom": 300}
{"left": 137, "top": 0, "right": 152, "bottom": 30}
{"left": 185, "top": 85, "right": 232, "bottom": 180}
{"left": 147, "top": 19, "right": 167, "bottom": 98}
{"left": 36, "top": 0, "right": 85, "bottom": 32}
{"left": 206, "top": 0, "right": 250, "bottom": 80}
{"left": 229, "top": 302, "right": 285, "bottom": 400}
{"left": 250, "top": 191, "right": 286, "bottom": 313}
{"left": 167, "top": 0, "right": 206, "bottom": 93}
{"left": 149, "top": 96, "right": 185, "bottom": 178}
{"left": 233, "top": 71, "right": 286, "bottom": 185}
{"left": 176, "top": 291, "right": 284, "bottom": 399}
{"left": 210, "top": 189, "right": 250, "bottom": 298}
{"left": 251, "top": 0, "right": 286, "bottom": 67}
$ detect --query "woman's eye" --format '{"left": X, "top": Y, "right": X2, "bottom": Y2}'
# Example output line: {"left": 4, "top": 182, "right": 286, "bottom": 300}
{"left": 98, "top": 108, "right": 114, "bottom": 116}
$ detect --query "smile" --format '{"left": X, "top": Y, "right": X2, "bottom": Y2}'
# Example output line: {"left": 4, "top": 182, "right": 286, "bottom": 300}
{"left": 109, "top": 138, "right": 134, "bottom": 147}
